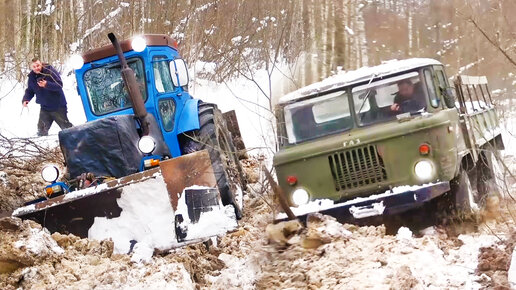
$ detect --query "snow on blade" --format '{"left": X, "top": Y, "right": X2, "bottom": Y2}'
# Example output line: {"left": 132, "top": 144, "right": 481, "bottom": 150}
{"left": 88, "top": 174, "right": 177, "bottom": 258}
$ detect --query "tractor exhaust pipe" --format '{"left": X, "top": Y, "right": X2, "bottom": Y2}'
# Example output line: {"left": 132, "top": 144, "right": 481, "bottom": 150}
{"left": 108, "top": 33, "right": 150, "bottom": 135}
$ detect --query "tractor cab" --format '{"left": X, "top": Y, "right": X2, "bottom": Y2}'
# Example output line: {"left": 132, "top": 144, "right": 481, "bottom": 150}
{"left": 74, "top": 34, "right": 196, "bottom": 158}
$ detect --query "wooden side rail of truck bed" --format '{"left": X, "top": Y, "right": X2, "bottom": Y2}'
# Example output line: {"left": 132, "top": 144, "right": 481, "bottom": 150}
{"left": 454, "top": 75, "right": 503, "bottom": 160}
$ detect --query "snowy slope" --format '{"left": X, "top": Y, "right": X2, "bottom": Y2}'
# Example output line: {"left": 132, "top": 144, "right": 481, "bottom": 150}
{"left": 0, "top": 67, "right": 86, "bottom": 139}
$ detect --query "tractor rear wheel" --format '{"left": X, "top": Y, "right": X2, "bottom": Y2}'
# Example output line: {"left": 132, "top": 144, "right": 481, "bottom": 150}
{"left": 180, "top": 102, "right": 245, "bottom": 219}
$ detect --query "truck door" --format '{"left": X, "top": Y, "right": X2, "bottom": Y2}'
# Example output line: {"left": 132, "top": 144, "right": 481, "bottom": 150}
{"left": 150, "top": 53, "right": 182, "bottom": 157}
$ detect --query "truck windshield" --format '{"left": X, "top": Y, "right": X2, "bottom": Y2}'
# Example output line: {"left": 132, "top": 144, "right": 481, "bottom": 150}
{"left": 284, "top": 91, "right": 353, "bottom": 144}
{"left": 352, "top": 72, "right": 425, "bottom": 126}
{"left": 83, "top": 58, "right": 147, "bottom": 115}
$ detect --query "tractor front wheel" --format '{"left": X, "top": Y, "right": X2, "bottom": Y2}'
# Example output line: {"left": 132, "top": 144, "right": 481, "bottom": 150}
{"left": 180, "top": 102, "right": 245, "bottom": 219}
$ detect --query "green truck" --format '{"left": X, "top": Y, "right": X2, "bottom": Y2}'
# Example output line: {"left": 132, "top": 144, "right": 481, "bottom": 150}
{"left": 273, "top": 58, "right": 504, "bottom": 221}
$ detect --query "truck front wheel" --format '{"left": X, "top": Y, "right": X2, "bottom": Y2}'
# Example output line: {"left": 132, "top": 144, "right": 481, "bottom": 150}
{"left": 180, "top": 102, "right": 245, "bottom": 219}
{"left": 450, "top": 168, "right": 480, "bottom": 219}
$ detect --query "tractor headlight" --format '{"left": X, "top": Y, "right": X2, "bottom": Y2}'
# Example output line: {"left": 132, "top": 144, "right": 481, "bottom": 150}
{"left": 291, "top": 188, "right": 309, "bottom": 206}
{"left": 41, "top": 165, "right": 59, "bottom": 183}
{"left": 131, "top": 36, "right": 147, "bottom": 52}
{"left": 70, "top": 54, "right": 84, "bottom": 70}
{"left": 138, "top": 136, "right": 156, "bottom": 154}
{"left": 414, "top": 160, "right": 435, "bottom": 181}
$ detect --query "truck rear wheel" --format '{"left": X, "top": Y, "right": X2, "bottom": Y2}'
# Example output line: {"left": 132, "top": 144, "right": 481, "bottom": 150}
{"left": 180, "top": 102, "right": 245, "bottom": 219}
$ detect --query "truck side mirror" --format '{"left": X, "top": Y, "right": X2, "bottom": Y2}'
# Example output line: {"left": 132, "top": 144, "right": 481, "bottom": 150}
{"left": 441, "top": 86, "right": 456, "bottom": 108}
{"left": 169, "top": 59, "right": 189, "bottom": 87}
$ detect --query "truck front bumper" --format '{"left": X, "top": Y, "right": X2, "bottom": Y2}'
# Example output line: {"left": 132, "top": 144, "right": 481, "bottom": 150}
{"left": 276, "top": 181, "right": 450, "bottom": 224}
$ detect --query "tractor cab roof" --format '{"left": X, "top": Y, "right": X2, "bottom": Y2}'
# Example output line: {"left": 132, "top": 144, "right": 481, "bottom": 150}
{"left": 279, "top": 58, "right": 442, "bottom": 104}
{"left": 82, "top": 34, "right": 178, "bottom": 64}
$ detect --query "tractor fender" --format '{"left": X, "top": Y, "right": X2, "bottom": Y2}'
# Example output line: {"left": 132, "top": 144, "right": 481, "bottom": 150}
{"left": 177, "top": 98, "right": 200, "bottom": 134}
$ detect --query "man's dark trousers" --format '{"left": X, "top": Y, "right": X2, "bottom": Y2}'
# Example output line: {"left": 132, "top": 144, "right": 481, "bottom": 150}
{"left": 37, "top": 107, "right": 73, "bottom": 136}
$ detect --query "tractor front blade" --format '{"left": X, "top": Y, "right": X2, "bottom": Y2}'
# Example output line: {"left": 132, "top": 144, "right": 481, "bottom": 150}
{"left": 12, "top": 150, "right": 238, "bottom": 254}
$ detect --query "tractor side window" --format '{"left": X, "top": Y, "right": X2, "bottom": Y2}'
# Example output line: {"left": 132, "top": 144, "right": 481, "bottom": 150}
{"left": 424, "top": 69, "right": 439, "bottom": 108}
{"left": 153, "top": 56, "right": 174, "bottom": 93}
{"left": 158, "top": 98, "right": 176, "bottom": 131}
{"left": 83, "top": 58, "right": 147, "bottom": 115}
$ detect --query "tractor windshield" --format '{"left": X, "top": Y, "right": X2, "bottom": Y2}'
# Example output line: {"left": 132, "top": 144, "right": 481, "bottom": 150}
{"left": 83, "top": 58, "right": 147, "bottom": 115}
{"left": 284, "top": 90, "right": 353, "bottom": 144}
{"left": 352, "top": 72, "right": 426, "bottom": 126}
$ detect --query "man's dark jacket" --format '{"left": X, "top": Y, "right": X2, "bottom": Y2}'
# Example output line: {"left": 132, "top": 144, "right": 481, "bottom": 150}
{"left": 22, "top": 64, "right": 67, "bottom": 111}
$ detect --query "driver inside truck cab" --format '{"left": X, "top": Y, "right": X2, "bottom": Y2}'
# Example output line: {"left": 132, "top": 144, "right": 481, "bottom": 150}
{"left": 390, "top": 79, "right": 425, "bottom": 113}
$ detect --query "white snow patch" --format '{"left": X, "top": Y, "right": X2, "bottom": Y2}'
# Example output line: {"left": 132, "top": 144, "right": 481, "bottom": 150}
{"left": 231, "top": 36, "right": 243, "bottom": 45}
{"left": 508, "top": 246, "right": 516, "bottom": 289}
{"left": 88, "top": 175, "right": 177, "bottom": 257}
{"left": 345, "top": 26, "right": 355, "bottom": 35}
{"left": 174, "top": 185, "right": 238, "bottom": 240}
{"left": 0, "top": 170, "right": 7, "bottom": 185}
{"left": 12, "top": 204, "right": 35, "bottom": 217}
{"left": 277, "top": 199, "right": 335, "bottom": 219}
{"left": 458, "top": 58, "right": 485, "bottom": 74}
{"left": 208, "top": 253, "right": 258, "bottom": 289}
{"left": 35, "top": 0, "right": 55, "bottom": 16}
{"left": 14, "top": 227, "right": 64, "bottom": 255}
{"left": 183, "top": 205, "right": 238, "bottom": 240}
{"left": 63, "top": 182, "right": 109, "bottom": 200}
{"left": 396, "top": 227, "right": 413, "bottom": 242}
{"left": 131, "top": 243, "right": 155, "bottom": 264}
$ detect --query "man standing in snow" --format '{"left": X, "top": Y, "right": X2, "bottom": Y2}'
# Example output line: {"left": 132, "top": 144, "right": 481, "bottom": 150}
{"left": 22, "top": 58, "right": 73, "bottom": 136}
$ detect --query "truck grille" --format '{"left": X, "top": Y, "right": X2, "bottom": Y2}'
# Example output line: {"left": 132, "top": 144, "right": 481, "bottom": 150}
{"left": 328, "top": 145, "right": 387, "bottom": 190}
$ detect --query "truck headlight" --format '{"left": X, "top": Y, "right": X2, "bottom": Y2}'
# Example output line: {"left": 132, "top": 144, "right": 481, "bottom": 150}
{"left": 131, "top": 36, "right": 147, "bottom": 52}
{"left": 291, "top": 188, "right": 309, "bottom": 206}
{"left": 41, "top": 165, "right": 59, "bottom": 183}
{"left": 138, "top": 136, "right": 156, "bottom": 154}
{"left": 414, "top": 160, "right": 434, "bottom": 181}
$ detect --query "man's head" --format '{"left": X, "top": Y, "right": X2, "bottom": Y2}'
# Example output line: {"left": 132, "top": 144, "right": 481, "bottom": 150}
{"left": 397, "top": 79, "right": 415, "bottom": 98}
{"left": 31, "top": 58, "right": 43, "bottom": 74}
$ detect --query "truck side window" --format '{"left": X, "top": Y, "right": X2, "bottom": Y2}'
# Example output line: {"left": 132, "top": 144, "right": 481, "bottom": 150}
{"left": 424, "top": 69, "right": 439, "bottom": 108}
{"left": 158, "top": 98, "right": 176, "bottom": 131}
{"left": 153, "top": 56, "right": 174, "bottom": 93}
{"left": 435, "top": 69, "right": 454, "bottom": 109}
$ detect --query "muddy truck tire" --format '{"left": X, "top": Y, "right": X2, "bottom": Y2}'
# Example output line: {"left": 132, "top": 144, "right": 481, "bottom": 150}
{"left": 450, "top": 167, "right": 481, "bottom": 220}
{"left": 180, "top": 102, "right": 246, "bottom": 219}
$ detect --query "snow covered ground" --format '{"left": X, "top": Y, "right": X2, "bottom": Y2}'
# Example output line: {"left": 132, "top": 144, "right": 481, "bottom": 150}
{"left": 0, "top": 60, "right": 515, "bottom": 289}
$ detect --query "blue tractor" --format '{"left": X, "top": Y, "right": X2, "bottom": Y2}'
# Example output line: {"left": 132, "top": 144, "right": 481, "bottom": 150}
{"left": 13, "top": 34, "right": 246, "bottom": 246}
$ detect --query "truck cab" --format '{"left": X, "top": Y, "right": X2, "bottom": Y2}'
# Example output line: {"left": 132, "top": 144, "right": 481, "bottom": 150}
{"left": 274, "top": 58, "right": 503, "bottom": 221}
